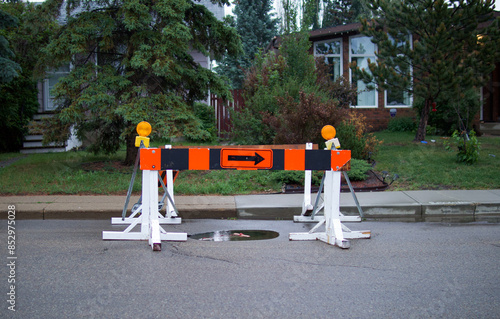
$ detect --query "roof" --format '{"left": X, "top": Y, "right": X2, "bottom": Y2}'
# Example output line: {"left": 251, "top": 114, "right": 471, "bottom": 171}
{"left": 267, "top": 10, "right": 499, "bottom": 52}
{"left": 309, "top": 22, "right": 362, "bottom": 40}
{"left": 266, "top": 22, "right": 362, "bottom": 52}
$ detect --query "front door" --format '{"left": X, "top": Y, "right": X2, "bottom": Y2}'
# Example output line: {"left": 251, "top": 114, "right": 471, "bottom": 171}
{"left": 482, "top": 62, "right": 500, "bottom": 122}
{"left": 43, "top": 65, "right": 70, "bottom": 112}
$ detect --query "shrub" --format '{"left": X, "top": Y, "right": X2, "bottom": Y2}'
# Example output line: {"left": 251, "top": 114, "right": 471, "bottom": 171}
{"left": 271, "top": 159, "right": 371, "bottom": 186}
{"left": 265, "top": 90, "right": 348, "bottom": 145}
{"left": 231, "top": 32, "right": 356, "bottom": 146}
{"left": 230, "top": 51, "right": 288, "bottom": 145}
{"left": 271, "top": 170, "right": 323, "bottom": 186}
{"left": 444, "top": 130, "right": 480, "bottom": 165}
{"left": 336, "top": 112, "right": 381, "bottom": 159}
{"left": 188, "top": 102, "right": 217, "bottom": 142}
{"left": 387, "top": 116, "right": 416, "bottom": 132}
{"left": 346, "top": 159, "right": 372, "bottom": 181}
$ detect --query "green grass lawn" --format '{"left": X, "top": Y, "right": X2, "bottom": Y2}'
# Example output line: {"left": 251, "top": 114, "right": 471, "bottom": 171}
{"left": 0, "top": 131, "right": 499, "bottom": 195}
{"left": 0, "top": 150, "right": 139, "bottom": 195}
{"left": 373, "top": 131, "right": 500, "bottom": 190}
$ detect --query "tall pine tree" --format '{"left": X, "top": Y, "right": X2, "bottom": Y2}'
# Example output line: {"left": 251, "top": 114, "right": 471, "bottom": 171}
{"left": 322, "top": 0, "right": 369, "bottom": 27}
{"left": 217, "top": 0, "right": 277, "bottom": 89}
{"left": 38, "top": 0, "right": 241, "bottom": 163}
{"left": 353, "top": 0, "right": 500, "bottom": 141}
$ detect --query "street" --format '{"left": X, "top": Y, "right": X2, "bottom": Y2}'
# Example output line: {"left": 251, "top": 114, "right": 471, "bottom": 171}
{"left": 1, "top": 219, "right": 499, "bottom": 318}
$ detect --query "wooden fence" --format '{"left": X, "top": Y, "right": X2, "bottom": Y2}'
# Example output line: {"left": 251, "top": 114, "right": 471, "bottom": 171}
{"left": 210, "top": 89, "right": 245, "bottom": 138}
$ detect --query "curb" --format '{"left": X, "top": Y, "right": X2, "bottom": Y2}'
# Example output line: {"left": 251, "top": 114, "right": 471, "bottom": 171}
{"left": 1, "top": 190, "right": 500, "bottom": 222}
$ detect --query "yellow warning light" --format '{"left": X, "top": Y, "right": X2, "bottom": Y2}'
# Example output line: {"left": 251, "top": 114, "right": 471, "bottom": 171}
{"left": 321, "top": 125, "right": 336, "bottom": 140}
{"left": 136, "top": 121, "right": 152, "bottom": 137}
{"left": 135, "top": 121, "right": 151, "bottom": 148}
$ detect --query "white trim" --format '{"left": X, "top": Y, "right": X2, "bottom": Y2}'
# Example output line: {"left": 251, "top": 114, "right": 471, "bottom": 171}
{"left": 384, "top": 90, "right": 413, "bottom": 108}
{"left": 313, "top": 38, "right": 343, "bottom": 81}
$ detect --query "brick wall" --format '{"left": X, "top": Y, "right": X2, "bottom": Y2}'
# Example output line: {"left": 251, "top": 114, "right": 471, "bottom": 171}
{"left": 351, "top": 107, "right": 417, "bottom": 132}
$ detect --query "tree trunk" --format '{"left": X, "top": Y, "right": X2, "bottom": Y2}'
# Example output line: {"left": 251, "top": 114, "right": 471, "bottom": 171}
{"left": 414, "top": 98, "right": 431, "bottom": 142}
{"left": 124, "top": 132, "right": 138, "bottom": 165}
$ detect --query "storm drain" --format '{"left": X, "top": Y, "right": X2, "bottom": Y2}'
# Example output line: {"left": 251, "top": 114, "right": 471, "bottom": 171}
{"left": 189, "top": 230, "right": 279, "bottom": 241}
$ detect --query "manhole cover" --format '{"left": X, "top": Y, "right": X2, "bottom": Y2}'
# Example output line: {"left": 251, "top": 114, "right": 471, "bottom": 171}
{"left": 189, "top": 230, "right": 279, "bottom": 241}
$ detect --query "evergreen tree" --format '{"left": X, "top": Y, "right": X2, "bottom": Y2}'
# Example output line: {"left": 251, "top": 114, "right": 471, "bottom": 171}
{"left": 216, "top": 0, "right": 277, "bottom": 89}
{"left": 0, "top": 1, "right": 57, "bottom": 151}
{"left": 0, "top": 8, "right": 20, "bottom": 83}
{"left": 322, "top": 0, "right": 369, "bottom": 27}
{"left": 38, "top": 0, "right": 241, "bottom": 163}
{"left": 353, "top": 0, "right": 500, "bottom": 141}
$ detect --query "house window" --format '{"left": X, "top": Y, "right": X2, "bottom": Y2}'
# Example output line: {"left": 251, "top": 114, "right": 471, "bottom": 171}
{"left": 43, "top": 64, "right": 70, "bottom": 112}
{"left": 314, "top": 39, "right": 342, "bottom": 81}
{"left": 350, "top": 35, "right": 377, "bottom": 108}
{"left": 386, "top": 86, "right": 411, "bottom": 107}
{"left": 385, "top": 34, "right": 413, "bottom": 107}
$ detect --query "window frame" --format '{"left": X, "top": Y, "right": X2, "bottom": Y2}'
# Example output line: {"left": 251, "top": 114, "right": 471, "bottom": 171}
{"left": 349, "top": 35, "right": 378, "bottom": 108}
{"left": 384, "top": 34, "right": 413, "bottom": 108}
{"left": 313, "top": 38, "right": 343, "bottom": 82}
{"left": 43, "top": 64, "right": 71, "bottom": 112}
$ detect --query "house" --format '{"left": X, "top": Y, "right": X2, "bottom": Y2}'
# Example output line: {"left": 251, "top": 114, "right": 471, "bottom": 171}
{"left": 267, "top": 17, "right": 500, "bottom": 134}
{"left": 22, "top": 0, "right": 226, "bottom": 153}
{"left": 479, "top": 11, "right": 500, "bottom": 135}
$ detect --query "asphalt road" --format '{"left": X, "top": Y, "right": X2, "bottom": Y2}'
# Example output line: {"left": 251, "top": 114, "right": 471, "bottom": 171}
{"left": 1, "top": 219, "right": 499, "bottom": 318}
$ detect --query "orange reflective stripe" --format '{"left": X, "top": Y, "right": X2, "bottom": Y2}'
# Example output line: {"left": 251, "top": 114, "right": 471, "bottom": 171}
{"left": 140, "top": 148, "right": 161, "bottom": 170}
{"left": 189, "top": 148, "right": 210, "bottom": 170}
{"left": 140, "top": 147, "right": 351, "bottom": 171}
{"left": 331, "top": 150, "right": 351, "bottom": 171}
{"left": 284, "top": 149, "right": 305, "bottom": 171}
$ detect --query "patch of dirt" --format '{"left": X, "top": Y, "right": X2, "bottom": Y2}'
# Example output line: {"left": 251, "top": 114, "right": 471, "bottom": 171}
{"left": 284, "top": 170, "right": 389, "bottom": 193}
{"left": 342, "top": 170, "right": 389, "bottom": 192}
{"left": 0, "top": 156, "right": 27, "bottom": 168}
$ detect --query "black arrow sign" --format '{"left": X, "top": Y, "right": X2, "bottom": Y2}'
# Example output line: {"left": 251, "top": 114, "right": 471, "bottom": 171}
{"left": 228, "top": 152, "right": 265, "bottom": 165}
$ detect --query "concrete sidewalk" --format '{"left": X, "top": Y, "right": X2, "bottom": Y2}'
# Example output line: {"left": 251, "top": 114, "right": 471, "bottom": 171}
{"left": 2, "top": 189, "right": 500, "bottom": 222}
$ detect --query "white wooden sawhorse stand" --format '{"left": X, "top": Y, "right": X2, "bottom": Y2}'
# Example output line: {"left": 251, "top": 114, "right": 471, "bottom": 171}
{"left": 289, "top": 169, "right": 370, "bottom": 249}
{"left": 111, "top": 171, "right": 181, "bottom": 225}
{"left": 297, "top": 144, "right": 363, "bottom": 224}
{"left": 102, "top": 169, "right": 187, "bottom": 251}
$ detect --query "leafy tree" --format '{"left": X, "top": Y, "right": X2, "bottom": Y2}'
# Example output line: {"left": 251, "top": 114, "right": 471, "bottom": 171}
{"left": 39, "top": 0, "right": 241, "bottom": 163}
{"left": 276, "top": 0, "right": 370, "bottom": 31}
{"left": 231, "top": 31, "right": 356, "bottom": 146}
{"left": 216, "top": 0, "right": 278, "bottom": 89}
{"left": 0, "top": 1, "right": 57, "bottom": 151}
{"left": 0, "top": 8, "right": 20, "bottom": 83}
{"left": 353, "top": 0, "right": 500, "bottom": 142}
{"left": 276, "top": 0, "right": 300, "bottom": 34}
{"left": 302, "top": 0, "right": 321, "bottom": 30}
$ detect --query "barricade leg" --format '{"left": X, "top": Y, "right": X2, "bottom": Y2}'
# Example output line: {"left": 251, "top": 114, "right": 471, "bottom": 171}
{"left": 111, "top": 168, "right": 181, "bottom": 225}
{"left": 165, "top": 169, "right": 178, "bottom": 219}
{"left": 103, "top": 169, "right": 187, "bottom": 250}
{"left": 317, "top": 170, "right": 349, "bottom": 248}
{"left": 301, "top": 143, "right": 314, "bottom": 216}
{"left": 289, "top": 170, "right": 370, "bottom": 249}
{"left": 294, "top": 171, "right": 361, "bottom": 223}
